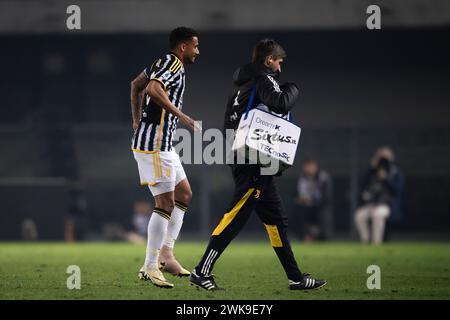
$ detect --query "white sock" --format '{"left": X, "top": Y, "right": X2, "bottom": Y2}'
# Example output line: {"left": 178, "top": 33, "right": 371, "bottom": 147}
{"left": 144, "top": 208, "right": 170, "bottom": 268}
{"left": 163, "top": 202, "right": 187, "bottom": 249}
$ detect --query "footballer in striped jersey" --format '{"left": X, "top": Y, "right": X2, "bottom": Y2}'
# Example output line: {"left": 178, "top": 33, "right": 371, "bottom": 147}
{"left": 130, "top": 27, "right": 200, "bottom": 288}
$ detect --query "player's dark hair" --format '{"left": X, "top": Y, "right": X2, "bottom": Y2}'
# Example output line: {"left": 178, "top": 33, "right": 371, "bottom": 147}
{"left": 169, "top": 27, "right": 199, "bottom": 49}
{"left": 252, "top": 39, "right": 286, "bottom": 66}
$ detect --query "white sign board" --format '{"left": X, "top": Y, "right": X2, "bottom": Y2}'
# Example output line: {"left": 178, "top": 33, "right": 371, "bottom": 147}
{"left": 232, "top": 106, "right": 301, "bottom": 166}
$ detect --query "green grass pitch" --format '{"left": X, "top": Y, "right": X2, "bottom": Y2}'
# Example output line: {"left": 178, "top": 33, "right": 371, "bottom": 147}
{"left": 0, "top": 242, "right": 449, "bottom": 299}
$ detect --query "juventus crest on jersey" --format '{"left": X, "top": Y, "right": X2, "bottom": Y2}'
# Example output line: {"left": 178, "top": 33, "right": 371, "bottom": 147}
{"left": 132, "top": 53, "right": 186, "bottom": 152}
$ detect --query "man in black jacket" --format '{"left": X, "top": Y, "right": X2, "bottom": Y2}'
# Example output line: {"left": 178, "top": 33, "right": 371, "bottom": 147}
{"left": 355, "top": 147, "right": 404, "bottom": 244}
{"left": 190, "top": 39, "right": 326, "bottom": 291}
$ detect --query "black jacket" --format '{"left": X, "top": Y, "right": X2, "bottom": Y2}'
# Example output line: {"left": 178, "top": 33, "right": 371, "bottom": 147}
{"left": 224, "top": 62, "right": 299, "bottom": 131}
{"left": 359, "top": 164, "right": 405, "bottom": 221}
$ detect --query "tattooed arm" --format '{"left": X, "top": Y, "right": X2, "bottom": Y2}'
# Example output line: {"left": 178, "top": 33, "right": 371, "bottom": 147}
{"left": 130, "top": 72, "right": 149, "bottom": 130}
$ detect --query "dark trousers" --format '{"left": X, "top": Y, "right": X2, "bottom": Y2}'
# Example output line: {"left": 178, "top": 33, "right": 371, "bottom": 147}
{"left": 194, "top": 165, "right": 304, "bottom": 282}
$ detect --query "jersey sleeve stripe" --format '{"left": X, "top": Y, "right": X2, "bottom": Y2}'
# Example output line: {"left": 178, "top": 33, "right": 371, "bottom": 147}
{"left": 169, "top": 59, "right": 180, "bottom": 72}
{"left": 143, "top": 59, "right": 158, "bottom": 79}
{"left": 169, "top": 53, "right": 183, "bottom": 73}
{"left": 153, "top": 55, "right": 174, "bottom": 78}
{"left": 170, "top": 59, "right": 182, "bottom": 73}
{"left": 173, "top": 61, "right": 183, "bottom": 73}
{"left": 143, "top": 68, "right": 150, "bottom": 79}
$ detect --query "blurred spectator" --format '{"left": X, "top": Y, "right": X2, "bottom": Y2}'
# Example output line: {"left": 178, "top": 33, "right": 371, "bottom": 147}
{"left": 101, "top": 200, "right": 153, "bottom": 243}
{"left": 293, "top": 158, "right": 333, "bottom": 242}
{"left": 355, "top": 147, "right": 405, "bottom": 244}
{"left": 126, "top": 200, "right": 153, "bottom": 244}
{"left": 65, "top": 181, "right": 89, "bottom": 242}
{"left": 132, "top": 201, "right": 152, "bottom": 236}
{"left": 21, "top": 218, "right": 38, "bottom": 241}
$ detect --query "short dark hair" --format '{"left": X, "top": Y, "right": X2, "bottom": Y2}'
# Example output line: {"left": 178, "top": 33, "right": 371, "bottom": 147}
{"left": 169, "top": 27, "right": 198, "bottom": 49}
{"left": 252, "top": 39, "right": 286, "bottom": 66}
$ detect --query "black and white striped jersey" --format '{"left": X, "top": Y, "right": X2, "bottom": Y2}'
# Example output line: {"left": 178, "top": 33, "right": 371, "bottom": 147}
{"left": 132, "top": 53, "right": 185, "bottom": 152}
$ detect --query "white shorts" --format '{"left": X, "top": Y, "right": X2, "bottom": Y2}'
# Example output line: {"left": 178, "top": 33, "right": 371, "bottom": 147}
{"left": 133, "top": 150, "right": 187, "bottom": 196}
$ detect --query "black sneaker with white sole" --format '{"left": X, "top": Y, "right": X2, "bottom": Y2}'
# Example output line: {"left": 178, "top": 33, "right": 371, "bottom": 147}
{"left": 289, "top": 273, "right": 327, "bottom": 290}
{"left": 189, "top": 270, "right": 224, "bottom": 291}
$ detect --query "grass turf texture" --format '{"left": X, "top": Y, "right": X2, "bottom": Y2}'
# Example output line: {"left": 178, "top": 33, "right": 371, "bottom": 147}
{"left": 0, "top": 242, "right": 449, "bottom": 300}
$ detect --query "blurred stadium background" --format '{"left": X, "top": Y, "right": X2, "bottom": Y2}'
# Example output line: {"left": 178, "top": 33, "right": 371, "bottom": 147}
{"left": 0, "top": 0, "right": 449, "bottom": 244}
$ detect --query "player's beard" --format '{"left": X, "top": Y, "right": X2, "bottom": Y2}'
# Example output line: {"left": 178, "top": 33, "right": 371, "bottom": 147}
{"left": 186, "top": 55, "right": 197, "bottom": 64}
